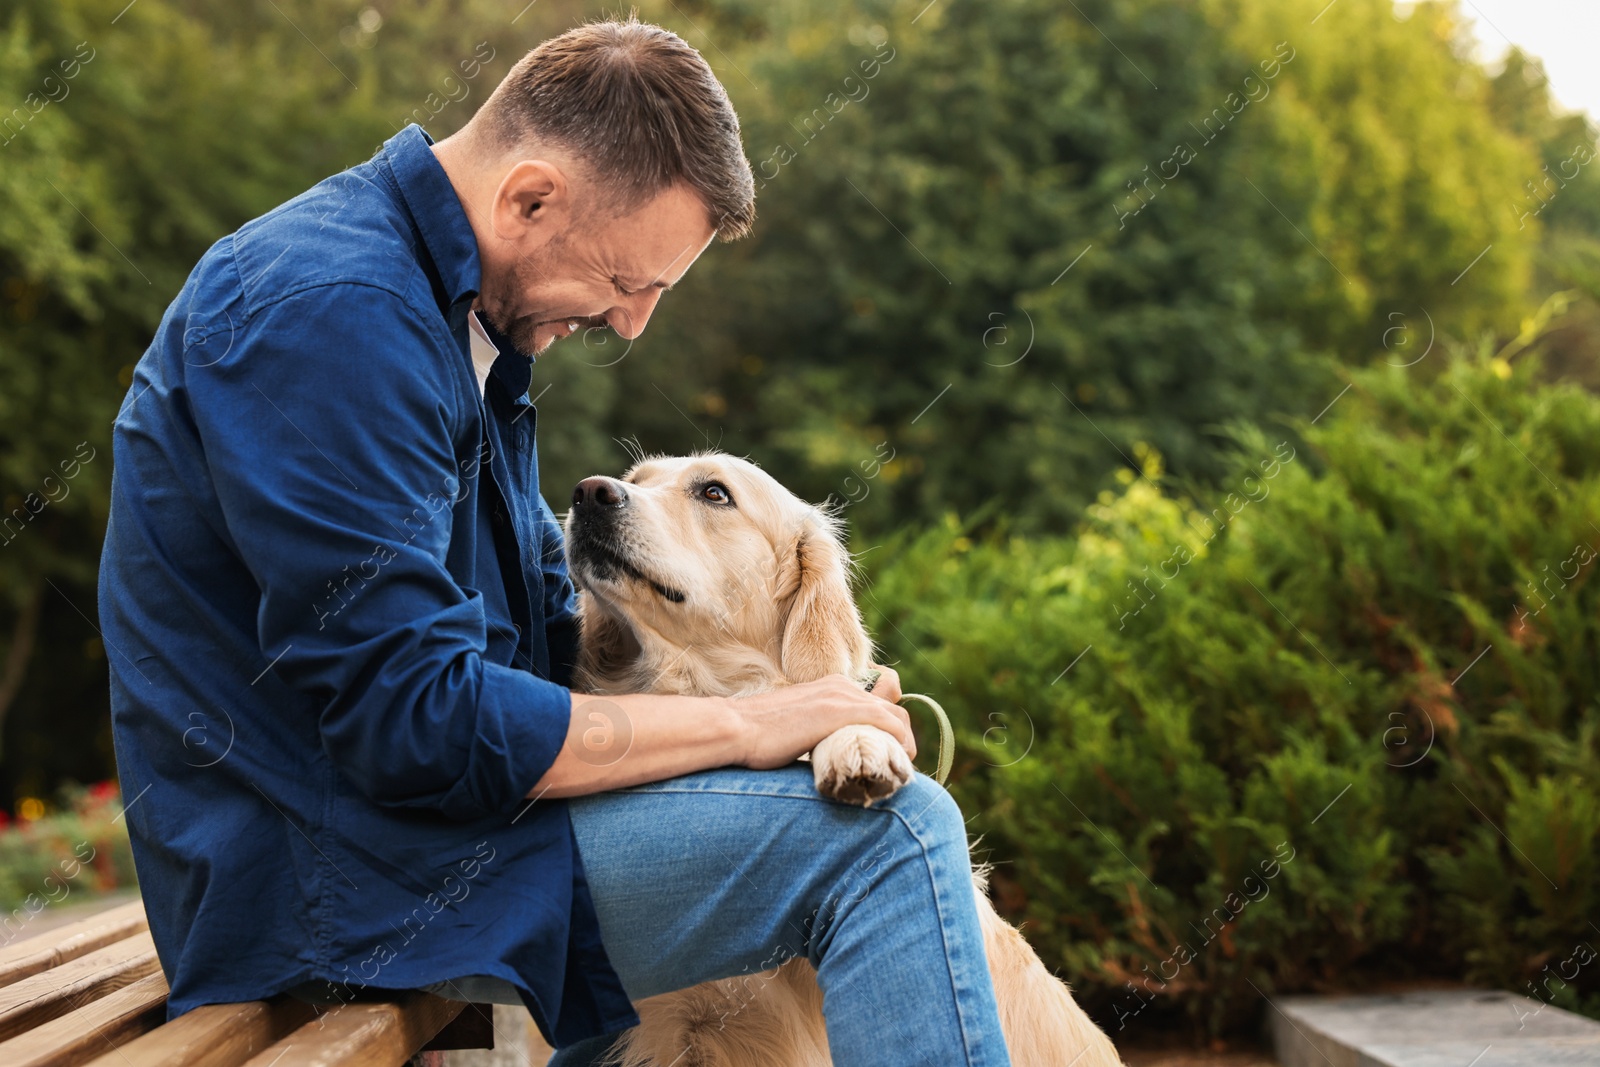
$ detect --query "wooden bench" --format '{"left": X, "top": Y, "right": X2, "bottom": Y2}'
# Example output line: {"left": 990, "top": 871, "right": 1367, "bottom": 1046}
{"left": 0, "top": 899, "right": 497, "bottom": 1066}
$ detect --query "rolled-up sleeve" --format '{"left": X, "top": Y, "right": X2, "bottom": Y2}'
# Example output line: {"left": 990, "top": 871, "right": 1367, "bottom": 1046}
{"left": 187, "top": 282, "right": 570, "bottom": 818}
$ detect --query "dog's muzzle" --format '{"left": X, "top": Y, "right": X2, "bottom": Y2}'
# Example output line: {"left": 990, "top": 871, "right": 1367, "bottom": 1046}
{"left": 567, "top": 477, "right": 687, "bottom": 604}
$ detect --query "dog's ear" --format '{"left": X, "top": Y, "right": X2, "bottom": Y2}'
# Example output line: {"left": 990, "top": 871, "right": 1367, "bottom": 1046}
{"left": 779, "top": 513, "right": 872, "bottom": 683}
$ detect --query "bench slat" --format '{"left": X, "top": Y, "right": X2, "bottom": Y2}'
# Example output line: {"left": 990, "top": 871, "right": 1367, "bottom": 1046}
{"left": 2, "top": 901, "right": 491, "bottom": 1065}
{"left": 0, "top": 931, "right": 161, "bottom": 1041}
{"left": 0, "top": 970, "right": 168, "bottom": 1067}
{"left": 78, "top": 997, "right": 320, "bottom": 1067}
{"left": 239, "top": 992, "right": 464, "bottom": 1067}
{"left": 0, "top": 902, "right": 148, "bottom": 990}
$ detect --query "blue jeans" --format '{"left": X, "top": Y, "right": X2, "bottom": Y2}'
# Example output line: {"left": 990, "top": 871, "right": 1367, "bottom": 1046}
{"left": 546, "top": 763, "right": 1012, "bottom": 1067}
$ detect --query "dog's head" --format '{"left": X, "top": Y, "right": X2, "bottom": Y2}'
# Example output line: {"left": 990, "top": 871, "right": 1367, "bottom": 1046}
{"left": 564, "top": 452, "right": 871, "bottom": 692}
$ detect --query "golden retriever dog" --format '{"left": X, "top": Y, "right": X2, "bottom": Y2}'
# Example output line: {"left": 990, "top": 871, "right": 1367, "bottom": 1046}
{"left": 563, "top": 451, "right": 1124, "bottom": 1067}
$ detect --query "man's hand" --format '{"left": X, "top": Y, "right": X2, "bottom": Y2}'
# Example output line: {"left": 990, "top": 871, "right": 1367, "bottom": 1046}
{"left": 866, "top": 663, "right": 903, "bottom": 703}
{"left": 731, "top": 666, "right": 915, "bottom": 770}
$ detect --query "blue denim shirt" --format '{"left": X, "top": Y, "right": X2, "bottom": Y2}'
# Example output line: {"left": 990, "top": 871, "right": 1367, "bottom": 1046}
{"left": 98, "top": 124, "right": 638, "bottom": 1046}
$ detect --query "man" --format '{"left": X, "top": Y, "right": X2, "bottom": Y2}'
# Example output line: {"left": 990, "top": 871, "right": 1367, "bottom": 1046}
{"left": 100, "top": 18, "right": 1012, "bottom": 1066}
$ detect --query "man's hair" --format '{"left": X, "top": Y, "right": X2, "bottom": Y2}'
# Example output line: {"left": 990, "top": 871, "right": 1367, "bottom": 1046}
{"left": 474, "top": 17, "right": 755, "bottom": 241}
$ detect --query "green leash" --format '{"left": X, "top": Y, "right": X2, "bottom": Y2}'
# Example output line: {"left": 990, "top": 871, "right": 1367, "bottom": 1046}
{"left": 860, "top": 670, "right": 955, "bottom": 786}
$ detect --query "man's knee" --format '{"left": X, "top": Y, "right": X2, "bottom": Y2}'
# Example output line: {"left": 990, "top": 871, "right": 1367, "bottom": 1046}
{"left": 880, "top": 772, "right": 969, "bottom": 856}
{"left": 889, "top": 777, "right": 960, "bottom": 831}
{"left": 806, "top": 775, "right": 971, "bottom": 954}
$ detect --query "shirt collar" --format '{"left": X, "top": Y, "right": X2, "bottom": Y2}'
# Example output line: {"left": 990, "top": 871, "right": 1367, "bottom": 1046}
{"left": 382, "top": 124, "right": 533, "bottom": 400}
{"left": 382, "top": 123, "right": 483, "bottom": 314}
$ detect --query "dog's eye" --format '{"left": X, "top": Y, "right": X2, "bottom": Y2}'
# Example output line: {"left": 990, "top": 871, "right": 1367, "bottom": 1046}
{"left": 701, "top": 483, "right": 733, "bottom": 505}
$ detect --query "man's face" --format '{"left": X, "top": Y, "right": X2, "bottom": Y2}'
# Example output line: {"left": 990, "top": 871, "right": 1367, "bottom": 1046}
{"left": 476, "top": 177, "right": 717, "bottom": 356}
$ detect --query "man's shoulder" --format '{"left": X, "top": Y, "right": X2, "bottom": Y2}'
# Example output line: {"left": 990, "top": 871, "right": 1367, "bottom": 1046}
{"left": 202, "top": 157, "right": 435, "bottom": 323}
{"left": 157, "top": 160, "right": 467, "bottom": 410}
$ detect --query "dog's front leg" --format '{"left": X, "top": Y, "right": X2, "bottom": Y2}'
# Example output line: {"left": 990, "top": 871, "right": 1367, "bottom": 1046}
{"left": 810, "top": 725, "right": 915, "bottom": 806}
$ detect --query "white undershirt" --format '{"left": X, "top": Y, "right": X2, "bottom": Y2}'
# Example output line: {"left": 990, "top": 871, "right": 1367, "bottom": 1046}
{"left": 467, "top": 309, "right": 499, "bottom": 397}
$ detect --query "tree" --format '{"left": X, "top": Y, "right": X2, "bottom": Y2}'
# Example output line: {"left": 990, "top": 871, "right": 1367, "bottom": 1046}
{"left": 568, "top": 0, "right": 1541, "bottom": 535}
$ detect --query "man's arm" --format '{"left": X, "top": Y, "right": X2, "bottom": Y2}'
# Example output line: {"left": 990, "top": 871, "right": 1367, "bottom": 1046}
{"left": 532, "top": 669, "right": 912, "bottom": 798}
{"left": 189, "top": 284, "right": 573, "bottom": 819}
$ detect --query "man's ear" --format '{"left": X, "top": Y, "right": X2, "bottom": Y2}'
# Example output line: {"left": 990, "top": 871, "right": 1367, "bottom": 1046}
{"left": 779, "top": 513, "right": 872, "bottom": 683}
{"left": 490, "top": 159, "right": 569, "bottom": 240}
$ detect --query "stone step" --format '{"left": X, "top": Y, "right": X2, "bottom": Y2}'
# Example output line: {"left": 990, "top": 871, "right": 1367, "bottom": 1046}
{"left": 1271, "top": 989, "right": 1600, "bottom": 1067}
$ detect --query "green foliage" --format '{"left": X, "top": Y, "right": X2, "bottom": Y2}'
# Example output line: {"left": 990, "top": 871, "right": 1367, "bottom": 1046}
{"left": 863, "top": 345, "right": 1600, "bottom": 1032}
{"left": 0, "top": 782, "right": 135, "bottom": 933}
{"left": 1486, "top": 46, "right": 1600, "bottom": 391}
{"left": 582, "top": 0, "right": 1544, "bottom": 532}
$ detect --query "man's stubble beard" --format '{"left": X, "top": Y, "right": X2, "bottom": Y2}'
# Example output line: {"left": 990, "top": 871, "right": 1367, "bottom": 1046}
{"left": 480, "top": 233, "right": 568, "bottom": 356}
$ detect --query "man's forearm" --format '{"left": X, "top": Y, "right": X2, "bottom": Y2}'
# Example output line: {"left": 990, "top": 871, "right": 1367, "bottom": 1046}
{"left": 530, "top": 691, "right": 747, "bottom": 799}
{"left": 528, "top": 671, "right": 915, "bottom": 801}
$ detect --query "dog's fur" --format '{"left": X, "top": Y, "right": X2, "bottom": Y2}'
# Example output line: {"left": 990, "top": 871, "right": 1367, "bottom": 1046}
{"left": 564, "top": 451, "right": 1123, "bottom": 1067}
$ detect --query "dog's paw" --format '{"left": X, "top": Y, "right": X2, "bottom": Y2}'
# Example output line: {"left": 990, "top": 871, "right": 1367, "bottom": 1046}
{"left": 811, "top": 725, "right": 914, "bottom": 806}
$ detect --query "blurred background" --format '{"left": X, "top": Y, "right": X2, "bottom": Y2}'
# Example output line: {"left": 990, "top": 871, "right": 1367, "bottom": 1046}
{"left": 2, "top": 0, "right": 1599, "bottom": 1053}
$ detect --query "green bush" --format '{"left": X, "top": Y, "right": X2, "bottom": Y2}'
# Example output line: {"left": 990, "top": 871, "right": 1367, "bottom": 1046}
{"left": 864, "top": 340, "right": 1600, "bottom": 1035}
{"left": 0, "top": 781, "right": 136, "bottom": 949}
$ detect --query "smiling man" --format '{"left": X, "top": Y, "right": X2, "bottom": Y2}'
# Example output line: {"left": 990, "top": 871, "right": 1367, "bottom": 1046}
{"left": 99, "top": 18, "right": 1013, "bottom": 1067}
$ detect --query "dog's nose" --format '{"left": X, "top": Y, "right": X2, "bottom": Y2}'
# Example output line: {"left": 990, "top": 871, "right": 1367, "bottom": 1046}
{"left": 573, "top": 476, "right": 628, "bottom": 508}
